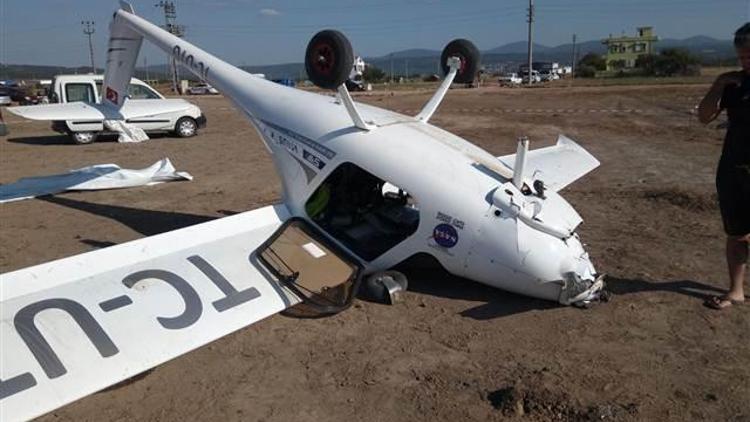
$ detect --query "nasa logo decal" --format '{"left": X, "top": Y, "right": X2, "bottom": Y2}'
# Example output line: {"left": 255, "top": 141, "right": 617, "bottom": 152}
{"left": 433, "top": 223, "right": 458, "bottom": 248}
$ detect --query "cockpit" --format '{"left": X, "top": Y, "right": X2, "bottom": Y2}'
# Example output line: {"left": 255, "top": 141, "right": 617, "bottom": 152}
{"left": 305, "top": 162, "right": 420, "bottom": 261}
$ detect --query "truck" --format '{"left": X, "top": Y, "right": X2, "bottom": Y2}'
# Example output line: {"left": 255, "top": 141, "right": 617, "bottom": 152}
{"left": 9, "top": 74, "right": 206, "bottom": 144}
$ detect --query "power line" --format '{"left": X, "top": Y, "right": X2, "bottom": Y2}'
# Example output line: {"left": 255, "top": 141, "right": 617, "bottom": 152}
{"left": 155, "top": 1, "right": 185, "bottom": 93}
{"left": 81, "top": 20, "right": 95, "bottom": 73}
{"left": 571, "top": 33, "right": 577, "bottom": 76}
{"left": 527, "top": 0, "right": 534, "bottom": 86}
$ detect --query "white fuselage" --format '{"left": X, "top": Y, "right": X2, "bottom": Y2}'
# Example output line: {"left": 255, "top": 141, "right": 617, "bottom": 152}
{"left": 106, "top": 8, "right": 597, "bottom": 302}
{"left": 247, "top": 89, "right": 595, "bottom": 301}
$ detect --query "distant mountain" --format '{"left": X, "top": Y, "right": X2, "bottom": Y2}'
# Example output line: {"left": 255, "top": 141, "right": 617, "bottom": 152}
{"left": 375, "top": 49, "right": 440, "bottom": 59}
{"left": 0, "top": 64, "right": 104, "bottom": 80}
{"left": 658, "top": 36, "right": 734, "bottom": 56}
{"left": 485, "top": 41, "right": 551, "bottom": 55}
{"left": 1, "top": 35, "right": 734, "bottom": 81}
{"left": 549, "top": 40, "right": 607, "bottom": 56}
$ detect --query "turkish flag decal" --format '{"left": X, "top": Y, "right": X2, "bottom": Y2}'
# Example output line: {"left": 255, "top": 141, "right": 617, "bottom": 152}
{"left": 106, "top": 87, "right": 118, "bottom": 104}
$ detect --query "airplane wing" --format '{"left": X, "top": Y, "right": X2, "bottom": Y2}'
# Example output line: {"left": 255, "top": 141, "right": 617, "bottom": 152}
{"left": 497, "top": 135, "right": 600, "bottom": 192}
{"left": 0, "top": 205, "right": 302, "bottom": 421}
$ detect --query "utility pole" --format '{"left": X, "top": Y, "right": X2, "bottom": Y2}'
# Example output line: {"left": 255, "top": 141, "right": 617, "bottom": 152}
{"left": 81, "top": 20, "right": 96, "bottom": 74}
{"left": 526, "top": 0, "right": 534, "bottom": 86}
{"left": 390, "top": 54, "right": 394, "bottom": 83}
{"left": 571, "top": 33, "right": 577, "bottom": 78}
{"left": 144, "top": 56, "right": 150, "bottom": 83}
{"left": 405, "top": 58, "right": 409, "bottom": 80}
{"left": 155, "top": 1, "right": 185, "bottom": 93}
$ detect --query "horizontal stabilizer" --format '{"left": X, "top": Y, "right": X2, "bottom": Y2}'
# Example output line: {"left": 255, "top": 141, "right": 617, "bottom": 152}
{"left": 7, "top": 102, "right": 111, "bottom": 121}
{"left": 497, "top": 135, "right": 600, "bottom": 192}
{"left": 7, "top": 99, "right": 193, "bottom": 122}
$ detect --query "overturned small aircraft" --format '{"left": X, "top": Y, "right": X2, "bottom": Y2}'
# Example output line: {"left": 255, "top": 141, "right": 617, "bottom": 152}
{"left": 0, "top": 2, "right": 604, "bottom": 420}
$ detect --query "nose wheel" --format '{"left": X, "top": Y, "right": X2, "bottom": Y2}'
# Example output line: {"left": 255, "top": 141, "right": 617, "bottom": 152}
{"left": 361, "top": 271, "right": 408, "bottom": 305}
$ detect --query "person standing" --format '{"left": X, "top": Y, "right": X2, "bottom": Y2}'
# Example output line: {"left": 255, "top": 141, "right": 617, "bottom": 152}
{"left": 698, "top": 23, "right": 750, "bottom": 309}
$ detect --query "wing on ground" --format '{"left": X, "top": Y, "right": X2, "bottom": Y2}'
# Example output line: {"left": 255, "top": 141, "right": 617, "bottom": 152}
{"left": 0, "top": 205, "right": 299, "bottom": 421}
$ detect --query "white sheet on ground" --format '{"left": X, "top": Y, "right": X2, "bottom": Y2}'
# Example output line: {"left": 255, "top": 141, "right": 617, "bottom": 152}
{"left": 0, "top": 158, "right": 192, "bottom": 203}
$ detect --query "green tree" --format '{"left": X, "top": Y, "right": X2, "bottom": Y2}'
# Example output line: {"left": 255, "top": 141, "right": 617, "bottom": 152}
{"left": 575, "top": 53, "right": 606, "bottom": 78}
{"left": 577, "top": 53, "right": 606, "bottom": 71}
{"left": 636, "top": 48, "right": 701, "bottom": 76}
{"left": 635, "top": 54, "right": 656, "bottom": 74}
{"left": 576, "top": 66, "right": 596, "bottom": 78}
{"left": 362, "top": 65, "right": 386, "bottom": 83}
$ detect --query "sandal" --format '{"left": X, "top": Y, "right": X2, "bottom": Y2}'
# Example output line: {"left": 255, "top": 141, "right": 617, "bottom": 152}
{"left": 704, "top": 295, "right": 744, "bottom": 310}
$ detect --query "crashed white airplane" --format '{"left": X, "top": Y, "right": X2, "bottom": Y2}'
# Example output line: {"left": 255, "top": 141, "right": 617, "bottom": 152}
{"left": 0, "top": 2, "right": 604, "bottom": 420}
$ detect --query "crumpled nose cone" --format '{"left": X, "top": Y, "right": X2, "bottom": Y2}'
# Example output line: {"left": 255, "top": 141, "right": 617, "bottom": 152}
{"left": 516, "top": 226, "right": 603, "bottom": 304}
{"left": 465, "top": 182, "right": 605, "bottom": 305}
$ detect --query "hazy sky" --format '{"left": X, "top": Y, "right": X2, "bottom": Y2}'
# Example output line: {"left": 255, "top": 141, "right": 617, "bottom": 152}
{"left": 1, "top": 0, "right": 748, "bottom": 67}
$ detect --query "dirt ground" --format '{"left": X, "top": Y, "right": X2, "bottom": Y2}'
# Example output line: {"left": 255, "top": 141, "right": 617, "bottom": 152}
{"left": 1, "top": 83, "right": 748, "bottom": 422}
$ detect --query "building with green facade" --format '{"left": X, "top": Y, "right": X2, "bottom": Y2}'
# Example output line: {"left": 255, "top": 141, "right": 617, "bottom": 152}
{"left": 602, "top": 27, "right": 659, "bottom": 70}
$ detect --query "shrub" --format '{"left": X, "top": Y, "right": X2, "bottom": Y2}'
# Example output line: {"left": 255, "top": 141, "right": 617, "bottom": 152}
{"left": 636, "top": 48, "right": 701, "bottom": 76}
{"left": 578, "top": 53, "right": 607, "bottom": 71}
{"left": 575, "top": 65, "right": 597, "bottom": 78}
{"left": 362, "top": 65, "right": 386, "bottom": 83}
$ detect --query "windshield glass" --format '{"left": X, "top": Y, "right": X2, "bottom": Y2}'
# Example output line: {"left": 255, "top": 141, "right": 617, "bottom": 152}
{"left": 128, "top": 83, "right": 161, "bottom": 99}
{"left": 65, "top": 83, "right": 95, "bottom": 103}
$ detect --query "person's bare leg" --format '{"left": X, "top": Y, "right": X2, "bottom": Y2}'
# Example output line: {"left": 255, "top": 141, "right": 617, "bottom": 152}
{"left": 725, "top": 234, "right": 748, "bottom": 302}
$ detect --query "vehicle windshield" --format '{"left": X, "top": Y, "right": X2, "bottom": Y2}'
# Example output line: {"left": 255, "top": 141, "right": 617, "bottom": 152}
{"left": 128, "top": 83, "right": 161, "bottom": 99}
{"left": 65, "top": 83, "right": 96, "bottom": 103}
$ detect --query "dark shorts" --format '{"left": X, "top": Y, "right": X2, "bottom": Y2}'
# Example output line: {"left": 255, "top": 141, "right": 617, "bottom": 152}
{"left": 716, "top": 161, "right": 750, "bottom": 236}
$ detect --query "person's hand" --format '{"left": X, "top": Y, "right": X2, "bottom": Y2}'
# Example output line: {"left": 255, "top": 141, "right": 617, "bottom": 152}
{"left": 717, "top": 71, "right": 744, "bottom": 88}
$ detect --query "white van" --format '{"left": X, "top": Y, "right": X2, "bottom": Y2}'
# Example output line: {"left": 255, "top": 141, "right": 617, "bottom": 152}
{"left": 46, "top": 74, "right": 206, "bottom": 144}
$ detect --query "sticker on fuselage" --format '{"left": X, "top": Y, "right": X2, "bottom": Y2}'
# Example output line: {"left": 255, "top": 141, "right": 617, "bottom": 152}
{"left": 257, "top": 119, "right": 334, "bottom": 183}
{"left": 433, "top": 223, "right": 459, "bottom": 248}
{"left": 436, "top": 211, "right": 465, "bottom": 230}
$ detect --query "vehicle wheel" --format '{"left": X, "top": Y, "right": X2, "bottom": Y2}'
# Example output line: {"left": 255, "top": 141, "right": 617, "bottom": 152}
{"left": 440, "top": 39, "right": 481, "bottom": 84}
{"left": 305, "top": 29, "right": 354, "bottom": 90}
{"left": 70, "top": 131, "right": 98, "bottom": 144}
{"left": 175, "top": 117, "right": 197, "bottom": 138}
{"left": 361, "top": 270, "right": 408, "bottom": 304}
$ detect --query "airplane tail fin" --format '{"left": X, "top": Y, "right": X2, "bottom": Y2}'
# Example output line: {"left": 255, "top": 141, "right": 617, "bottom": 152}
{"left": 101, "top": 1, "right": 143, "bottom": 109}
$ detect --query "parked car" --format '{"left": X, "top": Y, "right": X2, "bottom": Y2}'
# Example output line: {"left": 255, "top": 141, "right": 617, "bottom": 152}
{"left": 35, "top": 74, "right": 206, "bottom": 144}
{"left": 0, "top": 108, "right": 8, "bottom": 136}
{"left": 498, "top": 73, "right": 522, "bottom": 86}
{"left": 187, "top": 83, "right": 219, "bottom": 95}
{"left": 0, "top": 86, "right": 11, "bottom": 106}
{"left": 521, "top": 70, "right": 542, "bottom": 84}
{"left": 539, "top": 70, "right": 560, "bottom": 82}
{"left": 15, "top": 86, "right": 50, "bottom": 105}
